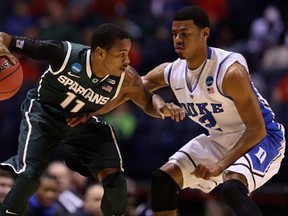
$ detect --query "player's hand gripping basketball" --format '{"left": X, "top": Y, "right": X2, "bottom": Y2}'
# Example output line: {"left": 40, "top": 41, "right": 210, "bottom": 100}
{"left": 0, "top": 38, "right": 17, "bottom": 65}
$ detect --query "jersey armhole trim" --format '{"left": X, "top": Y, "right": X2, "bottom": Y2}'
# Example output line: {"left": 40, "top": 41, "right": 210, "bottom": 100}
{"left": 50, "top": 41, "right": 72, "bottom": 75}
{"left": 111, "top": 72, "right": 125, "bottom": 100}
{"left": 167, "top": 62, "right": 174, "bottom": 86}
{"left": 215, "top": 53, "right": 234, "bottom": 100}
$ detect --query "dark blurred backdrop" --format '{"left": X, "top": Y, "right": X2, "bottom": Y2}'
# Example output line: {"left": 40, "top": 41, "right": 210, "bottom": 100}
{"left": 0, "top": 0, "right": 288, "bottom": 215}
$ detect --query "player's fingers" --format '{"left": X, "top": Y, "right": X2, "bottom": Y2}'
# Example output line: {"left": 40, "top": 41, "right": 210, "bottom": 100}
{"left": 156, "top": 109, "right": 165, "bottom": 119}
{"left": 161, "top": 103, "right": 174, "bottom": 120}
{"left": 198, "top": 167, "right": 208, "bottom": 179}
{"left": 170, "top": 104, "right": 186, "bottom": 122}
{"left": 67, "top": 117, "right": 77, "bottom": 127}
{"left": 204, "top": 172, "right": 211, "bottom": 180}
{"left": 6, "top": 54, "right": 17, "bottom": 65}
{"left": 180, "top": 108, "right": 186, "bottom": 120}
{"left": 67, "top": 117, "right": 83, "bottom": 127}
{"left": 167, "top": 103, "right": 177, "bottom": 120}
{"left": 0, "top": 45, "right": 17, "bottom": 64}
{"left": 192, "top": 164, "right": 207, "bottom": 179}
{"left": 191, "top": 165, "right": 200, "bottom": 177}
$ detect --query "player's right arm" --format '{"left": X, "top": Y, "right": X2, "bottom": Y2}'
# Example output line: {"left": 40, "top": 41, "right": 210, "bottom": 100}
{"left": 141, "top": 62, "right": 170, "bottom": 92}
{"left": 0, "top": 32, "right": 65, "bottom": 71}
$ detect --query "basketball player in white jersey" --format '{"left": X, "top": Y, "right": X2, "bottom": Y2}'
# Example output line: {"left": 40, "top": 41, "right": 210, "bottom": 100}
{"left": 142, "top": 6, "right": 286, "bottom": 216}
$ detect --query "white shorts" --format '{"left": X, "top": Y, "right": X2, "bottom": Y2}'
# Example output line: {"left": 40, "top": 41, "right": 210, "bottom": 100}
{"left": 169, "top": 125, "right": 286, "bottom": 193}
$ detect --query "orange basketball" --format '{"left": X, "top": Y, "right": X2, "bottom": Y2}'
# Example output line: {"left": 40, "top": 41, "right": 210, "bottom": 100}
{"left": 0, "top": 56, "right": 23, "bottom": 100}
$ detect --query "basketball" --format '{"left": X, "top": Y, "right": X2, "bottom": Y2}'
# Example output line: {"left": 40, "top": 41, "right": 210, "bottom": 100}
{"left": 0, "top": 56, "right": 23, "bottom": 100}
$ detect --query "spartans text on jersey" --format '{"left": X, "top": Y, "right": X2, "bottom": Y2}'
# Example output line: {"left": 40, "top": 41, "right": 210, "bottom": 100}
{"left": 58, "top": 75, "right": 110, "bottom": 104}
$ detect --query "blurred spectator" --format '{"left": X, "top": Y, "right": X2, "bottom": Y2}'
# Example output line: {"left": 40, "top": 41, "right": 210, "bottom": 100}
{"left": 24, "top": 173, "right": 64, "bottom": 216}
{"left": 270, "top": 72, "right": 288, "bottom": 132}
{"left": 0, "top": 169, "right": 15, "bottom": 206}
{"left": 37, "top": 0, "right": 80, "bottom": 41}
{"left": 70, "top": 171, "right": 88, "bottom": 198}
{"left": 47, "top": 161, "right": 83, "bottom": 215}
{"left": 247, "top": 5, "right": 284, "bottom": 54}
{"left": 72, "top": 183, "right": 104, "bottom": 216}
{"left": 261, "top": 31, "right": 288, "bottom": 71}
{"left": 126, "top": 177, "right": 137, "bottom": 216}
{"left": 4, "top": 1, "right": 35, "bottom": 35}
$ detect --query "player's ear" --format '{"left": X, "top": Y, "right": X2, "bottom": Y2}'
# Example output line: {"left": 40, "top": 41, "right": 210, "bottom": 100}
{"left": 95, "top": 47, "right": 105, "bottom": 59}
{"left": 202, "top": 27, "right": 210, "bottom": 39}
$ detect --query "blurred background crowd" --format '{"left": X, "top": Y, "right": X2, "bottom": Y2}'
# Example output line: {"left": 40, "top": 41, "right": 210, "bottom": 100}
{"left": 0, "top": 0, "right": 288, "bottom": 215}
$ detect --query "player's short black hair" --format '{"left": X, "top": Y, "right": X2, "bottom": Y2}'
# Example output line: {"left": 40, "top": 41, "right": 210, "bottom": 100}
{"left": 91, "top": 23, "right": 131, "bottom": 51}
{"left": 173, "top": 6, "right": 210, "bottom": 28}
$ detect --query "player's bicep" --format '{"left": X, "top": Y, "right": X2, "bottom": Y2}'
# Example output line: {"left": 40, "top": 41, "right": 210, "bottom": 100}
{"left": 130, "top": 77, "right": 152, "bottom": 109}
{"left": 124, "top": 68, "right": 153, "bottom": 109}
{"left": 222, "top": 63, "right": 265, "bottom": 130}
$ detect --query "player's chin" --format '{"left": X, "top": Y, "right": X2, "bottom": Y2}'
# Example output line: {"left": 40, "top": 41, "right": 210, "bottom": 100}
{"left": 178, "top": 53, "right": 186, "bottom": 59}
{"left": 117, "top": 67, "right": 126, "bottom": 74}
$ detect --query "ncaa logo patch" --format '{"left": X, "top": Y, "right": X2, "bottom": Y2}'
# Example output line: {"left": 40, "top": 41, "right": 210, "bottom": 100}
{"left": 206, "top": 76, "right": 213, "bottom": 86}
{"left": 71, "top": 63, "right": 82, "bottom": 73}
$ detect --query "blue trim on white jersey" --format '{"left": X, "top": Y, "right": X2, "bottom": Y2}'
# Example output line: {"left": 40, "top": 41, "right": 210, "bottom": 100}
{"left": 167, "top": 63, "right": 174, "bottom": 86}
{"left": 251, "top": 81, "right": 284, "bottom": 140}
{"left": 215, "top": 53, "right": 235, "bottom": 99}
{"left": 207, "top": 46, "right": 212, "bottom": 59}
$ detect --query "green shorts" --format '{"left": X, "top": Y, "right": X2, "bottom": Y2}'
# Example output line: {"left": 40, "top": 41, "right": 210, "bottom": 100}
{"left": 0, "top": 97, "right": 123, "bottom": 178}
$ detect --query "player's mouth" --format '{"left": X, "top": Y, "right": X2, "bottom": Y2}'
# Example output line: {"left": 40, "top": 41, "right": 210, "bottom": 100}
{"left": 120, "top": 65, "right": 128, "bottom": 71}
{"left": 175, "top": 46, "right": 184, "bottom": 53}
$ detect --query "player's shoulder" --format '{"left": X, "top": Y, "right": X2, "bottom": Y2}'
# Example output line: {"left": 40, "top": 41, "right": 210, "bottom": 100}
{"left": 122, "top": 66, "right": 142, "bottom": 88}
{"left": 211, "top": 46, "right": 246, "bottom": 62}
{"left": 124, "top": 65, "right": 140, "bottom": 79}
{"left": 168, "top": 58, "right": 186, "bottom": 73}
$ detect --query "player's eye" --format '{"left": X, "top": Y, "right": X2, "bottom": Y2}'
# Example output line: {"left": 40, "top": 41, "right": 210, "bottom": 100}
{"left": 180, "top": 32, "right": 188, "bottom": 37}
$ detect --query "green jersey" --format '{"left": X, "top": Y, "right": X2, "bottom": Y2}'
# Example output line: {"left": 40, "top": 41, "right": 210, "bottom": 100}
{"left": 32, "top": 41, "right": 125, "bottom": 116}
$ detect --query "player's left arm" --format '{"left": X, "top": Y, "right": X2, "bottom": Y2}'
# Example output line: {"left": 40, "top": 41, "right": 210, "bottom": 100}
{"left": 219, "top": 61, "right": 266, "bottom": 165}
{"left": 193, "top": 61, "right": 266, "bottom": 179}
{"left": 121, "top": 66, "right": 185, "bottom": 120}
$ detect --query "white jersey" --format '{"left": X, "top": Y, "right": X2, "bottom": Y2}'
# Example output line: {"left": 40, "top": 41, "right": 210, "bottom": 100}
{"left": 164, "top": 47, "right": 276, "bottom": 147}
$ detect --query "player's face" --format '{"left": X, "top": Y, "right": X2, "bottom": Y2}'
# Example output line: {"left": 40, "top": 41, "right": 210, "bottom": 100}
{"left": 172, "top": 20, "right": 208, "bottom": 60}
{"left": 102, "top": 39, "right": 131, "bottom": 76}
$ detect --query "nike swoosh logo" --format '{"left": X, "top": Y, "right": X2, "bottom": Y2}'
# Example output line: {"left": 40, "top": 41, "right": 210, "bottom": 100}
{"left": 175, "top": 87, "right": 185, "bottom": 91}
{"left": 68, "top": 72, "right": 81, "bottom": 78}
{"left": 6, "top": 210, "right": 18, "bottom": 215}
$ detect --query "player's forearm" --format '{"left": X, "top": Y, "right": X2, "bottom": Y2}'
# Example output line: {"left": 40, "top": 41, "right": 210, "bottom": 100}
{"left": 141, "top": 76, "right": 161, "bottom": 92}
{"left": 143, "top": 94, "right": 165, "bottom": 118}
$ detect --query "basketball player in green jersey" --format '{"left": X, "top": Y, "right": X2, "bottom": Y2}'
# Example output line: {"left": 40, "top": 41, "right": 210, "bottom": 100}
{"left": 0, "top": 23, "right": 185, "bottom": 216}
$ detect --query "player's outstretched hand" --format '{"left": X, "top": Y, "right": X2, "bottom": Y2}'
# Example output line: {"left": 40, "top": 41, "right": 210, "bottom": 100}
{"left": 161, "top": 102, "right": 186, "bottom": 122}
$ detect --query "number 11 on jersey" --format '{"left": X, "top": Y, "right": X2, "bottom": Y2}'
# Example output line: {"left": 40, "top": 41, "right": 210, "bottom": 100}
{"left": 60, "top": 92, "right": 85, "bottom": 113}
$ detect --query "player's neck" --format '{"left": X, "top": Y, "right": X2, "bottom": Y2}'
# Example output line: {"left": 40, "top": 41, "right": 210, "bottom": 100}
{"left": 90, "top": 55, "right": 108, "bottom": 78}
{"left": 186, "top": 47, "right": 207, "bottom": 70}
